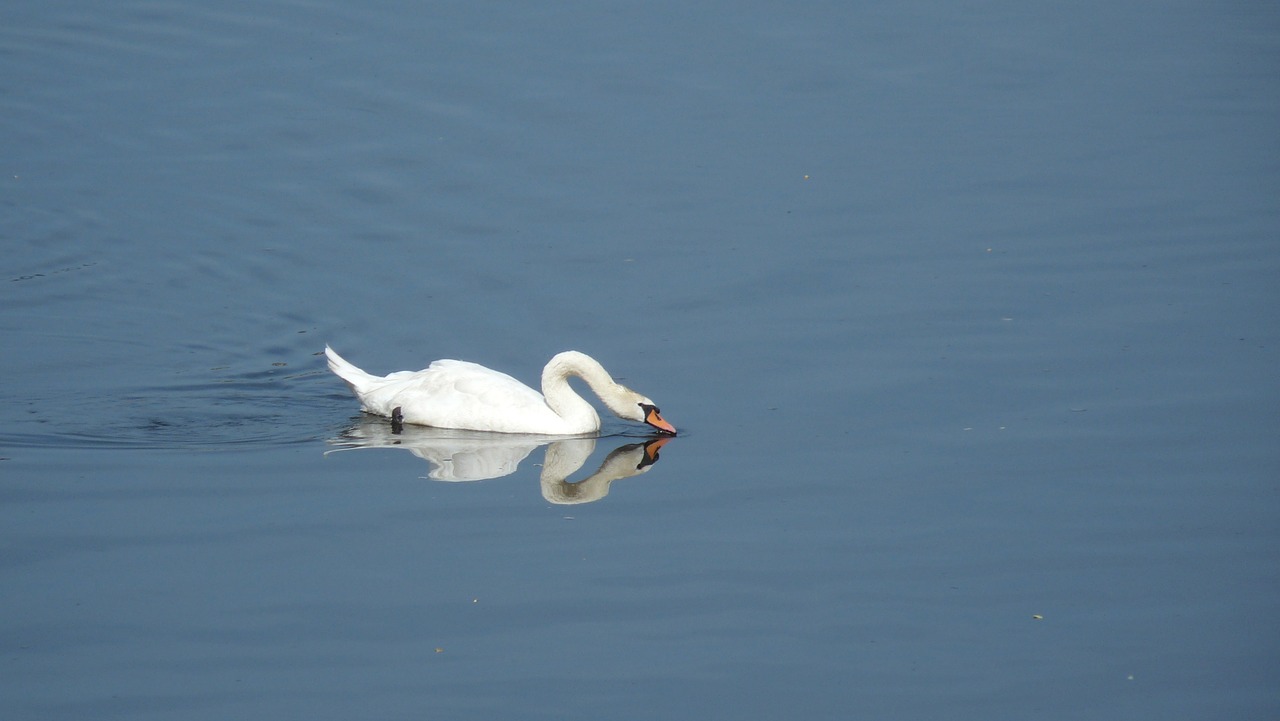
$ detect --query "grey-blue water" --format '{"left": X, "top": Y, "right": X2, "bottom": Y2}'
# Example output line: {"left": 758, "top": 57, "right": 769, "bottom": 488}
{"left": 3, "top": 2, "right": 1277, "bottom": 719}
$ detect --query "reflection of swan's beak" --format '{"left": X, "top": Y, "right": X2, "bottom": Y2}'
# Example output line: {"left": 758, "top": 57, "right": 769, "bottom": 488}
{"left": 644, "top": 408, "right": 677, "bottom": 436}
{"left": 639, "top": 436, "right": 671, "bottom": 468}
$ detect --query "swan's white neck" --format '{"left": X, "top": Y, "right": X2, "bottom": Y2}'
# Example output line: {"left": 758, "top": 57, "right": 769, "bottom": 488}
{"left": 541, "top": 351, "right": 629, "bottom": 433}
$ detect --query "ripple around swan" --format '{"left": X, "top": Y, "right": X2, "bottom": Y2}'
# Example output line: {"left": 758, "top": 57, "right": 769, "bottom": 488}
{"left": 0, "top": 364, "right": 679, "bottom": 453}
{"left": 0, "top": 368, "right": 347, "bottom": 452}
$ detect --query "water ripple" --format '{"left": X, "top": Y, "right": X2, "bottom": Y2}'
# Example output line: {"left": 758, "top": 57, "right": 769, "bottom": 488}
{"left": 0, "top": 367, "right": 348, "bottom": 452}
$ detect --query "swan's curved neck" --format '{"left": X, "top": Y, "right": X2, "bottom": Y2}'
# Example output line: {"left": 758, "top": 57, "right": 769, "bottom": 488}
{"left": 541, "top": 351, "right": 620, "bottom": 430}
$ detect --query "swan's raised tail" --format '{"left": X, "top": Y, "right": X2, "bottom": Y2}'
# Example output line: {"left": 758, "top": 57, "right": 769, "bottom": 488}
{"left": 325, "top": 345, "right": 379, "bottom": 394}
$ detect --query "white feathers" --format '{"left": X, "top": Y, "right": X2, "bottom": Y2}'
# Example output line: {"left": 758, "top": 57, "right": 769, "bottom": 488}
{"left": 325, "top": 345, "right": 675, "bottom": 436}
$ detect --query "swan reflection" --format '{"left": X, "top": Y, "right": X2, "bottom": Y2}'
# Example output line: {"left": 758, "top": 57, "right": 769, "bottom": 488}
{"left": 326, "top": 417, "right": 673, "bottom": 504}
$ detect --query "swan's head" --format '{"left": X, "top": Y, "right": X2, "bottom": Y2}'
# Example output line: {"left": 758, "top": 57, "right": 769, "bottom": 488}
{"left": 604, "top": 389, "right": 677, "bottom": 436}
{"left": 637, "top": 402, "right": 677, "bottom": 436}
{"left": 549, "top": 351, "right": 677, "bottom": 436}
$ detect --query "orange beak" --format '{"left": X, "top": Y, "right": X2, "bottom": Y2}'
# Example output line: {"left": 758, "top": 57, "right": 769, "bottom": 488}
{"left": 644, "top": 407, "right": 677, "bottom": 436}
{"left": 642, "top": 436, "right": 671, "bottom": 465}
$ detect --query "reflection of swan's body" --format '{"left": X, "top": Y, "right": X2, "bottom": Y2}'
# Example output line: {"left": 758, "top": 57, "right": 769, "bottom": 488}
{"left": 329, "top": 422, "right": 546, "bottom": 481}
{"left": 325, "top": 345, "right": 676, "bottom": 436}
{"left": 326, "top": 419, "right": 671, "bottom": 504}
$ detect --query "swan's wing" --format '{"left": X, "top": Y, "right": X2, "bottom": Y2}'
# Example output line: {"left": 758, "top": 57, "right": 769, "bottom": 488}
{"left": 360, "top": 360, "right": 557, "bottom": 432}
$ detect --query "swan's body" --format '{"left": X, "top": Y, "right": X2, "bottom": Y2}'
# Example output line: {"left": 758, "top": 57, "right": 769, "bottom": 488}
{"left": 325, "top": 345, "right": 676, "bottom": 436}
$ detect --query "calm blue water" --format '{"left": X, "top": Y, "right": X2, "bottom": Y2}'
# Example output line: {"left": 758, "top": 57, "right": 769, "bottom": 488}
{"left": 3, "top": 1, "right": 1277, "bottom": 719}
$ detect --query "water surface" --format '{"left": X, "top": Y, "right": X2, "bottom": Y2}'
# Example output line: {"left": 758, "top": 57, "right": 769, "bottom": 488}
{"left": 2, "top": 1, "right": 1277, "bottom": 719}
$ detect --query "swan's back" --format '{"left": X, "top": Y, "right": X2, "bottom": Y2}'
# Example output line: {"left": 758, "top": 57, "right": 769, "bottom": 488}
{"left": 347, "top": 357, "right": 570, "bottom": 433}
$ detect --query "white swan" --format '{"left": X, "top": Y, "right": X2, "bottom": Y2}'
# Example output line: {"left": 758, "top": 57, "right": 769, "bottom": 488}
{"left": 325, "top": 345, "right": 676, "bottom": 436}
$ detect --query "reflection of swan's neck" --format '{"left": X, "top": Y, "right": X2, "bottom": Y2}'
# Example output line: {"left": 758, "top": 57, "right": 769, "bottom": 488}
{"left": 540, "top": 437, "right": 668, "bottom": 505}
{"left": 541, "top": 437, "right": 597, "bottom": 484}
{"left": 541, "top": 351, "right": 619, "bottom": 430}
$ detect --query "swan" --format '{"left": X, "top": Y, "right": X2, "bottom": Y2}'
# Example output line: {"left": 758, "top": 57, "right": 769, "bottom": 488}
{"left": 324, "top": 345, "right": 676, "bottom": 436}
